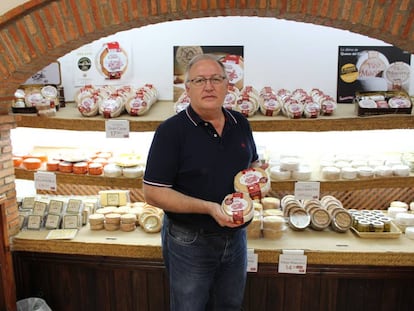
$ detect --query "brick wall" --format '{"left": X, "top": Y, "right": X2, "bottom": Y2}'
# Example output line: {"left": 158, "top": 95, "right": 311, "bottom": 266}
{"left": 0, "top": 0, "right": 413, "bottom": 235}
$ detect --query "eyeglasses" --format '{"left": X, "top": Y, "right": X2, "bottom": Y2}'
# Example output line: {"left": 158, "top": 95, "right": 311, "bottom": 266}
{"left": 187, "top": 75, "right": 227, "bottom": 87}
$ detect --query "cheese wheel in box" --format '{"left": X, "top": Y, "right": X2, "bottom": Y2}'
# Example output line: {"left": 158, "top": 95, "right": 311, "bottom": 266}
{"left": 221, "top": 192, "right": 254, "bottom": 225}
{"left": 234, "top": 167, "right": 270, "bottom": 200}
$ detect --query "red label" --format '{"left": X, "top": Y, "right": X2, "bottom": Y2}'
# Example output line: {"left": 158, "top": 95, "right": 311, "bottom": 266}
{"left": 232, "top": 209, "right": 244, "bottom": 224}
{"left": 222, "top": 54, "right": 241, "bottom": 64}
{"left": 247, "top": 183, "right": 261, "bottom": 200}
{"left": 107, "top": 41, "right": 120, "bottom": 51}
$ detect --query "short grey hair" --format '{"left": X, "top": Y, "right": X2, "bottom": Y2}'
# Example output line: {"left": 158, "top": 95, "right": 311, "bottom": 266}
{"left": 184, "top": 54, "right": 227, "bottom": 83}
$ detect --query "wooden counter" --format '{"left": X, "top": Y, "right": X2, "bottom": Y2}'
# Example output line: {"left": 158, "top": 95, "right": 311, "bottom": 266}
{"left": 11, "top": 224, "right": 414, "bottom": 266}
{"left": 12, "top": 225, "right": 414, "bottom": 311}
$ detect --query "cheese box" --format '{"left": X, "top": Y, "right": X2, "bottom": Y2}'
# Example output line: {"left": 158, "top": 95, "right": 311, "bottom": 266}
{"left": 354, "top": 90, "right": 412, "bottom": 116}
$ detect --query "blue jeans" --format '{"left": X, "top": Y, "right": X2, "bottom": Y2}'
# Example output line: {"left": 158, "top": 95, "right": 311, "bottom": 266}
{"left": 162, "top": 216, "right": 247, "bottom": 311}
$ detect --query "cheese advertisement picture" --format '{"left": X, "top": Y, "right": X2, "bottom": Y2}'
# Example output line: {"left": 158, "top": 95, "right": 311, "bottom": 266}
{"left": 337, "top": 46, "right": 411, "bottom": 103}
{"left": 173, "top": 45, "right": 244, "bottom": 101}
{"left": 72, "top": 39, "right": 133, "bottom": 86}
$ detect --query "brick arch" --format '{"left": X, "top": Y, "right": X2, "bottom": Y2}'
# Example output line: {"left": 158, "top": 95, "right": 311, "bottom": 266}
{"left": 0, "top": 0, "right": 413, "bottom": 110}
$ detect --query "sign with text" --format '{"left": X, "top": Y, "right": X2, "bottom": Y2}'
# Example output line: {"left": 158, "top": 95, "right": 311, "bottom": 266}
{"left": 105, "top": 119, "right": 130, "bottom": 138}
{"left": 278, "top": 254, "right": 307, "bottom": 274}
{"left": 294, "top": 181, "right": 320, "bottom": 200}
{"left": 34, "top": 172, "right": 57, "bottom": 191}
{"left": 337, "top": 46, "right": 411, "bottom": 103}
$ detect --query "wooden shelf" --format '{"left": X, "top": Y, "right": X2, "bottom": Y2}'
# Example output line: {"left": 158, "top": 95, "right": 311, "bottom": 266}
{"left": 14, "top": 168, "right": 142, "bottom": 188}
{"left": 271, "top": 176, "right": 414, "bottom": 192}
{"left": 13, "top": 101, "right": 414, "bottom": 132}
{"left": 13, "top": 101, "right": 414, "bottom": 192}
{"left": 15, "top": 167, "right": 414, "bottom": 192}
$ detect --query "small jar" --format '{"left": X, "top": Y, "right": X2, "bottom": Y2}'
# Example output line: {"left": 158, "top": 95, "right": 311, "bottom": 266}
{"left": 73, "top": 162, "right": 88, "bottom": 174}
{"left": 379, "top": 216, "right": 391, "bottom": 232}
{"left": 370, "top": 220, "right": 384, "bottom": 232}
{"left": 88, "top": 163, "right": 103, "bottom": 175}
{"left": 46, "top": 160, "right": 60, "bottom": 171}
{"left": 357, "top": 219, "right": 370, "bottom": 232}
{"left": 58, "top": 161, "right": 73, "bottom": 173}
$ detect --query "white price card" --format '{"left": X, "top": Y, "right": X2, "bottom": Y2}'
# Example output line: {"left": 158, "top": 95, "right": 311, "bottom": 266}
{"left": 278, "top": 254, "right": 307, "bottom": 274}
{"left": 105, "top": 119, "right": 130, "bottom": 138}
{"left": 294, "top": 181, "right": 320, "bottom": 200}
{"left": 247, "top": 248, "right": 258, "bottom": 272}
{"left": 34, "top": 171, "right": 57, "bottom": 191}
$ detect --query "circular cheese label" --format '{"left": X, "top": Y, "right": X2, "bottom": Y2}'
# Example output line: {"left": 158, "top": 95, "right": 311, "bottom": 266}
{"left": 102, "top": 50, "right": 127, "bottom": 73}
{"left": 41, "top": 85, "right": 58, "bottom": 98}
{"left": 384, "top": 61, "right": 410, "bottom": 84}
{"left": 238, "top": 169, "right": 266, "bottom": 186}
{"left": 340, "top": 63, "right": 358, "bottom": 83}
{"left": 25, "top": 91, "right": 43, "bottom": 106}
{"left": 388, "top": 96, "right": 411, "bottom": 108}
{"left": 359, "top": 98, "right": 377, "bottom": 108}
{"left": 223, "top": 62, "right": 244, "bottom": 85}
{"left": 175, "top": 46, "right": 203, "bottom": 68}
{"left": 356, "top": 50, "right": 389, "bottom": 78}
{"left": 263, "top": 98, "right": 280, "bottom": 110}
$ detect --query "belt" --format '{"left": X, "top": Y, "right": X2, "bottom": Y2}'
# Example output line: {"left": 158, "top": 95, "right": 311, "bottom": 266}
{"left": 168, "top": 217, "right": 238, "bottom": 237}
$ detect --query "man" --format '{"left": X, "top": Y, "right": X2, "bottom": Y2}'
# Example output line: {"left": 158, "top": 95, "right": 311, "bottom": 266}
{"left": 143, "top": 54, "right": 259, "bottom": 311}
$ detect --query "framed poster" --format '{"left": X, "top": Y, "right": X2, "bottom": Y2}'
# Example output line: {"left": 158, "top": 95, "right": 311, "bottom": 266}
{"left": 173, "top": 45, "right": 244, "bottom": 101}
{"left": 74, "top": 40, "right": 132, "bottom": 86}
{"left": 22, "top": 62, "right": 61, "bottom": 85}
{"left": 337, "top": 46, "right": 411, "bottom": 103}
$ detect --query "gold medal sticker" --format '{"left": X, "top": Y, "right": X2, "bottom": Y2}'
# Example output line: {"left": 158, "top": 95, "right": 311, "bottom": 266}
{"left": 340, "top": 63, "right": 358, "bottom": 83}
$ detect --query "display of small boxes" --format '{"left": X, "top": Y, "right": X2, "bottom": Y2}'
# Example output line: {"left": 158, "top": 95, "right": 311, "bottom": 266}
{"left": 354, "top": 90, "right": 413, "bottom": 116}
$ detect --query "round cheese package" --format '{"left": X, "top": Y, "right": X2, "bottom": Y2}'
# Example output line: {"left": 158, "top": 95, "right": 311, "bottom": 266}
{"left": 221, "top": 192, "right": 254, "bottom": 225}
{"left": 234, "top": 167, "right": 270, "bottom": 200}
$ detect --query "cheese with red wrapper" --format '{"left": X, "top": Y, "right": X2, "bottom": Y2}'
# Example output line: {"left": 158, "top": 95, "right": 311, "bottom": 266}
{"left": 221, "top": 192, "right": 254, "bottom": 225}
{"left": 234, "top": 167, "right": 270, "bottom": 200}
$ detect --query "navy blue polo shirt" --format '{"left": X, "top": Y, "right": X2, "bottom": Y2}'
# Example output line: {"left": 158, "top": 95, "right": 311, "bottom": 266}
{"left": 143, "top": 105, "right": 258, "bottom": 232}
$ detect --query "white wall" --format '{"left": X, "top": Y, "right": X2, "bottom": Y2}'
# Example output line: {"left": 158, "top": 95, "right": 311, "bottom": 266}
{"left": 0, "top": 0, "right": 27, "bottom": 15}
{"left": 13, "top": 17, "right": 414, "bottom": 196}
{"left": 59, "top": 17, "right": 413, "bottom": 101}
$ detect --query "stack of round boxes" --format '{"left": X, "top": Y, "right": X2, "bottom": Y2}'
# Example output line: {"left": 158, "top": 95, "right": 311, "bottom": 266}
{"left": 280, "top": 194, "right": 353, "bottom": 233}
{"left": 269, "top": 155, "right": 312, "bottom": 182}
{"left": 88, "top": 201, "right": 164, "bottom": 233}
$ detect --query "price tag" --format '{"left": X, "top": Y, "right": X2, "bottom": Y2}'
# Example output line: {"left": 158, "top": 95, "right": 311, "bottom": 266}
{"left": 105, "top": 119, "right": 130, "bottom": 138}
{"left": 247, "top": 248, "right": 258, "bottom": 272}
{"left": 34, "top": 172, "right": 57, "bottom": 191}
{"left": 294, "top": 181, "right": 320, "bottom": 200}
{"left": 278, "top": 253, "right": 307, "bottom": 274}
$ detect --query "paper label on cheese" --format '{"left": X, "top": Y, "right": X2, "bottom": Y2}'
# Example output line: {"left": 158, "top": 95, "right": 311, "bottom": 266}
{"left": 224, "top": 193, "right": 249, "bottom": 224}
{"left": 237, "top": 168, "right": 269, "bottom": 200}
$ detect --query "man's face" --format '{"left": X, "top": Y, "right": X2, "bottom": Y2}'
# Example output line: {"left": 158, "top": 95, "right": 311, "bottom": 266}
{"left": 185, "top": 59, "right": 228, "bottom": 113}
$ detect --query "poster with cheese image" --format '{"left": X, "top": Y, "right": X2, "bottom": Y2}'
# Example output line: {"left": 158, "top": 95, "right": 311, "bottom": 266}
{"left": 173, "top": 45, "right": 244, "bottom": 101}
{"left": 73, "top": 38, "right": 133, "bottom": 86}
{"left": 337, "top": 46, "right": 411, "bottom": 103}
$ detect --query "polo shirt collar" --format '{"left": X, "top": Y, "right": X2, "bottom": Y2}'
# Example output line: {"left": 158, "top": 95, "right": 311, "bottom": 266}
{"left": 185, "top": 105, "right": 238, "bottom": 127}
